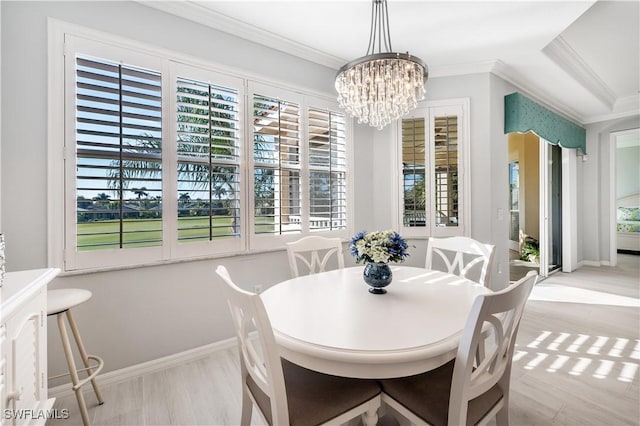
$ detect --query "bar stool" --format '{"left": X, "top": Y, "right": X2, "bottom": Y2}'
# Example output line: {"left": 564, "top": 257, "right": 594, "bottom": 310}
{"left": 48, "top": 289, "right": 104, "bottom": 426}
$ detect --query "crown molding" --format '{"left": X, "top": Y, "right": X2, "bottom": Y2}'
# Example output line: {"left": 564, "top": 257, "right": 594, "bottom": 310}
{"left": 491, "top": 60, "right": 585, "bottom": 125}
{"left": 614, "top": 94, "right": 640, "bottom": 114}
{"left": 429, "top": 60, "right": 497, "bottom": 78}
{"left": 582, "top": 94, "right": 640, "bottom": 124}
{"left": 135, "top": 0, "right": 346, "bottom": 69}
{"left": 429, "top": 59, "right": 586, "bottom": 124}
{"left": 134, "top": 1, "right": 634, "bottom": 126}
{"left": 543, "top": 35, "right": 617, "bottom": 109}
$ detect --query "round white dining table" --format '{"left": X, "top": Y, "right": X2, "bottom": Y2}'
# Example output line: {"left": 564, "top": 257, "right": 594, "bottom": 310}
{"left": 260, "top": 265, "right": 491, "bottom": 379}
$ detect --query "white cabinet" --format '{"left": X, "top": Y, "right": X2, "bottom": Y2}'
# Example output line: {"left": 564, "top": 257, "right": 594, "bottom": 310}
{"left": 1, "top": 269, "right": 59, "bottom": 426}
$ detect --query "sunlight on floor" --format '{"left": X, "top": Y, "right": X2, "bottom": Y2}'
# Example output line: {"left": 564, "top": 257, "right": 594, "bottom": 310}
{"left": 513, "top": 330, "right": 639, "bottom": 383}
{"left": 529, "top": 284, "right": 640, "bottom": 307}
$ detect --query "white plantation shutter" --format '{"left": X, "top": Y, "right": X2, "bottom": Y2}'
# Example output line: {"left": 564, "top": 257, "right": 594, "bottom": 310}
{"left": 399, "top": 102, "right": 468, "bottom": 238}
{"left": 176, "top": 77, "right": 241, "bottom": 243}
{"left": 433, "top": 114, "right": 459, "bottom": 228}
{"left": 75, "top": 56, "right": 163, "bottom": 251}
{"left": 252, "top": 92, "right": 302, "bottom": 236}
{"left": 60, "top": 34, "right": 352, "bottom": 272}
{"left": 307, "top": 107, "right": 347, "bottom": 231}
{"left": 401, "top": 117, "right": 427, "bottom": 228}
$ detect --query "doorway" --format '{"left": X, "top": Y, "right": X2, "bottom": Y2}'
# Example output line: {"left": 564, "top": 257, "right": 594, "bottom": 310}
{"left": 609, "top": 128, "right": 640, "bottom": 266}
{"left": 540, "top": 140, "right": 563, "bottom": 275}
{"left": 507, "top": 132, "right": 563, "bottom": 281}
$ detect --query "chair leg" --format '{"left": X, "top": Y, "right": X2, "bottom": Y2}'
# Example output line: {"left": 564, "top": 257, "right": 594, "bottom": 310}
{"left": 57, "top": 313, "right": 91, "bottom": 426}
{"left": 361, "top": 399, "right": 379, "bottom": 426}
{"left": 496, "top": 365, "right": 512, "bottom": 426}
{"left": 66, "top": 310, "right": 104, "bottom": 405}
{"left": 496, "top": 405, "right": 510, "bottom": 426}
{"left": 240, "top": 388, "right": 252, "bottom": 426}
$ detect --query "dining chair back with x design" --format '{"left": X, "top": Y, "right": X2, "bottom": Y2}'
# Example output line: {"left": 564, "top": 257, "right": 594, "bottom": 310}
{"left": 286, "top": 236, "right": 345, "bottom": 278}
{"left": 425, "top": 236, "right": 496, "bottom": 286}
{"left": 215, "top": 265, "right": 381, "bottom": 426}
{"left": 380, "top": 270, "right": 537, "bottom": 426}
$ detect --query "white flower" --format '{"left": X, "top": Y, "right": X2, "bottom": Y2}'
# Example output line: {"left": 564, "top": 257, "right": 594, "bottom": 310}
{"left": 349, "top": 229, "right": 410, "bottom": 264}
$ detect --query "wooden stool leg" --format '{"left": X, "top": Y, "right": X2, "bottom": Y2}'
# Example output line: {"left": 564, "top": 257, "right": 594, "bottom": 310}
{"left": 66, "top": 310, "right": 104, "bottom": 404}
{"left": 57, "top": 313, "right": 91, "bottom": 426}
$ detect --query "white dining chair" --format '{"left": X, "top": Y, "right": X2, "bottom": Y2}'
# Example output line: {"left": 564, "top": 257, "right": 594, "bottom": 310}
{"left": 286, "top": 235, "right": 345, "bottom": 278}
{"left": 215, "top": 265, "right": 381, "bottom": 426}
{"left": 380, "top": 270, "right": 537, "bottom": 426}
{"left": 425, "top": 236, "right": 496, "bottom": 286}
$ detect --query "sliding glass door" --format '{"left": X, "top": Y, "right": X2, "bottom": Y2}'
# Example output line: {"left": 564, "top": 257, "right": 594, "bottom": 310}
{"left": 539, "top": 140, "right": 563, "bottom": 276}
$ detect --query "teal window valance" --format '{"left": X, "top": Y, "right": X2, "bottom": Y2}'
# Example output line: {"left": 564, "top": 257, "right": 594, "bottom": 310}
{"left": 505, "top": 92, "right": 586, "bottom": 154}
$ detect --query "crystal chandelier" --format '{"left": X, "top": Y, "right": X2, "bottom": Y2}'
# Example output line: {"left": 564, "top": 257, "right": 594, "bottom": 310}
{"left": 335, "top": 0, "right": 428, "bottom": 130}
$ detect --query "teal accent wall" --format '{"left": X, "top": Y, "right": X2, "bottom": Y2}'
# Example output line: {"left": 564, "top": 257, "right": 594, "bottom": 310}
{"left": 504, "top": 92, "right": 586, "bottom": 154}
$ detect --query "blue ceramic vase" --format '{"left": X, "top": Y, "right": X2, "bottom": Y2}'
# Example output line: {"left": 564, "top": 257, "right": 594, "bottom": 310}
{"left": 363, "top": 262, "right": 392, "bottom": 294}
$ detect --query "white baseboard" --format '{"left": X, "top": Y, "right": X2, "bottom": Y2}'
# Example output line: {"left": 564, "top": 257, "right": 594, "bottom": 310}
{"left": 48, "top": 337, "right": 237, "bottom": 399}
{"left": 581, "top": 260, "right": 602, "bottom": 267}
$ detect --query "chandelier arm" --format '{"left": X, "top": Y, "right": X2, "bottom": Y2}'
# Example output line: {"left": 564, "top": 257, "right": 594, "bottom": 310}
{"left": 377, "top": 1, "right": 383, "bottom": 54}
{"left": 382, "top": 0, "right": 392, "bottom": 53}
{"left": 366, "top": 0, "right": 377, "bottom": 56}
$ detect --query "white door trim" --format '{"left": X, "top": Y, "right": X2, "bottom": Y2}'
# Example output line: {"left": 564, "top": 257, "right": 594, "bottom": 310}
{"left": 539, "top": 140, "right": 550, "bottom": 277}
{"left": 609, "top": 128, "right": 640, "bottom": 267}
{"left": 562, "top": 148, "right": 577, "bottom": 272}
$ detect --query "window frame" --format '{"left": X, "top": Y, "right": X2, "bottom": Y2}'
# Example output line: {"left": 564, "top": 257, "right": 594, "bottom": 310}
{"left": 248, "top": 83, "right": 352, "bottom": 252}
{"left": 63, "top": 35, "right": 169, "bottom": 271}
{"left": 170, "top": 62, "right": 247, "bottom": 260}
{"left": 248, "top": 82, "right": 305, "bottom": 250}
{"left": 395, "top": 98, "right": 471, "bottom": 239}
{"left": 306, "top": 97, "right": 349, "bottom": 234}
{"left": 48, "top": 21, "right": 353, "bottom": 273}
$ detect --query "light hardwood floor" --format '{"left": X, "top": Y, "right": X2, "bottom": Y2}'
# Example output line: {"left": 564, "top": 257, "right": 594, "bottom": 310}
{"left": 48, "top": 254, "right": 639, "bottom": 426}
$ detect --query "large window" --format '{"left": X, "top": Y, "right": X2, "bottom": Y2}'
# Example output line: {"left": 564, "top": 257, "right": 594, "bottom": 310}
{"left": 251, "top": 90, "right": 302, "bottom": 236}
{"left": 307, "top": 106, "right": 347, "bottom": 231}
{"left": 175, "top": 75, "right": 242, "bottom": 244}
{"left": 75, "top": 56, "right": 163, "bottom": 252}
{"left": 248, "top": 84, "right": 349, "bottom": 251}
{"left": 398, "top": 101, "right": 469, "bottom": 237}
{"left": 58, "top": 34, "right": 350, "bottom": 272}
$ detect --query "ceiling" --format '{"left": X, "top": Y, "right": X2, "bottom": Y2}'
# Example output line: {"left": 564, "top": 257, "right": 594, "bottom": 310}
{"left": 142, "top": 0, "right": 639, "bottom": 125}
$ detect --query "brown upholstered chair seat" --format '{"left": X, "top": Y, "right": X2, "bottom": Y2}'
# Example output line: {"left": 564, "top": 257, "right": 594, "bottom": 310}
{"left": 248, "top": 359, "right": 381, "bottom": 426}
{"left": 380, "top": 360, "right": 503, "bottom": 426}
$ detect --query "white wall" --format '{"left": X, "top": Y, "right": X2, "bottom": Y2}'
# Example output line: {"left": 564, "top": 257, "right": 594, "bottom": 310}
{"left": 582, "top": 115, "right": 640, "bottom": 263}
{"left": 489, "top": 75, "right": 523, "bottom": 287}
{"left": 353, "top": 124, "right": 377, "bottom": 233}
{"left": 616, "top": 145, "right": 640, "bottom": 198}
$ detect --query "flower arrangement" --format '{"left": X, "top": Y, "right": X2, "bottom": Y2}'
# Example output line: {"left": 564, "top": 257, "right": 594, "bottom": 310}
{"left": 349, "top": 230, "right": 410, "bottom": 264}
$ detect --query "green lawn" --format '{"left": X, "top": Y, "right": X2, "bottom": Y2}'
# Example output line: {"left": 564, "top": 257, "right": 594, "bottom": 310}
{"left": 77, "top": 216, "right": 275, "bottom": 250}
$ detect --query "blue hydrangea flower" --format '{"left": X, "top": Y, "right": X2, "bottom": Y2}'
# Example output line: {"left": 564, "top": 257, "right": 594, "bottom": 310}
{"left": 348, "top": 230, "right": 410, "bottom": 264}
